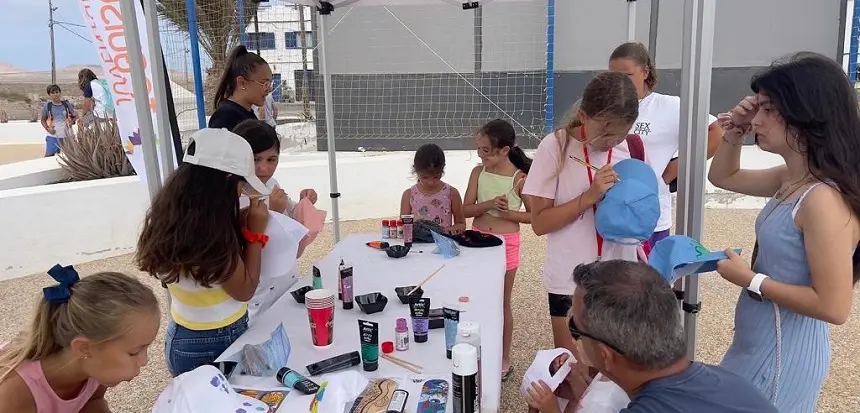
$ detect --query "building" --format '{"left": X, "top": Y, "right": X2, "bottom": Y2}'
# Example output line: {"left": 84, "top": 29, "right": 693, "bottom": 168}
{"left": 244, "top": 1, "right": 315, "bottom": 103}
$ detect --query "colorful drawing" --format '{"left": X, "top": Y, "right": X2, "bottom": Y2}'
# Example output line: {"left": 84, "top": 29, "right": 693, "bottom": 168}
{"left": 417, "top": 379, "right": 449, "bottom": 413}
{"left": 309, "top": 381, "right": 328, "bottom": 413}
{"left": 258, "top": 391, "right": 287, "bottom": 413}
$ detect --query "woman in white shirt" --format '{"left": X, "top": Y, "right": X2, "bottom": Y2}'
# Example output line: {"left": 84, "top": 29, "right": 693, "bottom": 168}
{"left": 608, "top": 42, "right": 723, "bottom": 245}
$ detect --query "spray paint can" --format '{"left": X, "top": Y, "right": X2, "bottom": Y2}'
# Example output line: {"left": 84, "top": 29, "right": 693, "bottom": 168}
{"left": 456, "top": 322, "right": 482, "bottom": 411}
{"left": 452, "top": 343, "right": 479, "bottom": 413}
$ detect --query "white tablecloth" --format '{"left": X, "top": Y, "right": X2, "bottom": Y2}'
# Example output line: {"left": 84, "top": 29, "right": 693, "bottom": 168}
{"left": 219, "top": 233, "right": 506, "bottom": 412}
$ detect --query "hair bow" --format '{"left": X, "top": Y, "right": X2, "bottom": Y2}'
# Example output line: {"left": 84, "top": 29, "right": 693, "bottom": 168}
{"left": 43, "top": 264, "right": 80, "bottom": 304}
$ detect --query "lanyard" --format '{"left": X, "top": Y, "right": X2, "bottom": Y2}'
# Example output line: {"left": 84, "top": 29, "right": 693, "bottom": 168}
{"left": 581, "top": 127, "right": 611, "bottom": 259}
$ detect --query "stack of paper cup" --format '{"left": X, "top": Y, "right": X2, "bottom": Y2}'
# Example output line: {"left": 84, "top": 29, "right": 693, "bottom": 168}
{"left": 305, "top": 289, "right": 336, "bottom": 347}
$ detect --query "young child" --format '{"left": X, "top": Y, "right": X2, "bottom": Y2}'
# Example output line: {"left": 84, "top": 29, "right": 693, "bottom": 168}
{"left": 209, "top": 45, "right": 272, "bottom": 131}
{"left": 232, "top": 119, "right": 318, "bottom": 219}
{"left": 0, "top": 265, "right": 160, "bottom": 412}
{"left": 40, "top": 84, "right": 77, "bottom": 157}
{"left": 463, "top": 119, "right": 531, "bottom": 379}
{"left": 400, "top": 143, "right": 466, "bottom": 234}
{"left": 136, "top": 128, "right": 271, "bottom": 377}
{"left": 522, "top": 71, "right": 642, "bottom": 356}
{"left": 232, "top": 119, "right": 322, "bottom": 321}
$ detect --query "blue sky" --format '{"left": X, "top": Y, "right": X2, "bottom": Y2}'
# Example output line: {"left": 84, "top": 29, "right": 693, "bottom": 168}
{"left": 0, "top": 0, "right": 206, "bottom": 72}
{"left": 0, "top": 0, "right": 100, "bottom": 70}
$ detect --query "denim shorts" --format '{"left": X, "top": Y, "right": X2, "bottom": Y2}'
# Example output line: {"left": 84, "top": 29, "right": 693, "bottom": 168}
{"left": 45, "top": 136, "right": 61, "bottom": 156}
{"left": 165, "top": 314, "right": 249, "bottom": 377}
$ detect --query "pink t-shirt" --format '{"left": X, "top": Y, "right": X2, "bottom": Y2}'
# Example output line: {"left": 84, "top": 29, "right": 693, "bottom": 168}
{"left": 522, "top": 130, "right": 640, "bottom": 295}
{"left": 16, "top": 360, "right": 100, "bottom": 413}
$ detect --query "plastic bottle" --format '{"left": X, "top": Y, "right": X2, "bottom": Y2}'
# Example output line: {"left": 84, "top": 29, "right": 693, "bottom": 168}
{"left": 389, "top": 218, "right": 398, "bottom": 239}
{"left": 395, "top": 317, "right": 409, "bottom": 351}
{"left": 397, "top": 219, "right": 404, "bottom": 239}
{"left": 381, "top": 220, "right": 390, "bottom": 239}
{"left": 456, "top": 321, "right": 482, "bottom": 411}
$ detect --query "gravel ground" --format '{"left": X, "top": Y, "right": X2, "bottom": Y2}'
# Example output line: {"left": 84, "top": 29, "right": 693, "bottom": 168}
{"left": 0, "top": 209, "right": 857, "bottom": 412}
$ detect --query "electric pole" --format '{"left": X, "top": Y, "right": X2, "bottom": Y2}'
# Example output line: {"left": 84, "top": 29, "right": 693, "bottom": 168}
{"left": 49, "top": 0, "right": 57, "bottom": 84}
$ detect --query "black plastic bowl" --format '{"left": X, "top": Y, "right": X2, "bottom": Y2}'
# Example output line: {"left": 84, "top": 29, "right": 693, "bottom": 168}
{"left": 356, "top": 292, "right": 388, "bottom": 314}
{"left": 385, "top": 245, "right": 411, "bottom": 259}
{"left": 394, "top": 286, "right": 424, "bottom": 304}
{"left": 290, "top": 286, "right": 314, "bottom": 304}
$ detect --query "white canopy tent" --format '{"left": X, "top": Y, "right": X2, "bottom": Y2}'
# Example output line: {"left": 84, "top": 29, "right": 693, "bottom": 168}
{"left": 121, "top": 0, "right": 716, "bottom": 366}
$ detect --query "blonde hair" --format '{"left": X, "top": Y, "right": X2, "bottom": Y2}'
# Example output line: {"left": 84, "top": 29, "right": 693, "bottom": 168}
{"left": 0, "top": 271, "right": 159, "bottom": 383}
{"left": 553, "top": 71, "right": 639, "bottom": 175}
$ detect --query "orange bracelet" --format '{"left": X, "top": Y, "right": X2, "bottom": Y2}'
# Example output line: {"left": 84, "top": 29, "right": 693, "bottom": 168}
{"left": 242, "top": 228, "right": 269, "bottom": 248}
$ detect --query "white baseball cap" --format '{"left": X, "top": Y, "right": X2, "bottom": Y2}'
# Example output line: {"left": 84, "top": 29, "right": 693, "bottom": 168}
{"left": 151, "top": 365, "right": 269, "bottom": 413}
{"left": 183, "top": 128, "right": 271, "bottom": 196}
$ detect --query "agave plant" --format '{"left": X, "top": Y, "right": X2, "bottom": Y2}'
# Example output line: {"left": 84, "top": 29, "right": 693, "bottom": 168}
{"left": 0, "top": 108, "right": 7, "bottom": 123}
{"left": 57, "top": 118, "right": 136, "bottom": 181}
{"left": 28, "top": 105, "right": 39, "bottom": 123}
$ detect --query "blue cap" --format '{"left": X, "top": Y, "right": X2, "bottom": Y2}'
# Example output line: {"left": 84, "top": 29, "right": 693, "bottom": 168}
{"left": 595, "top": 158, "right": 660, "bottom": 244}
{"left": 648, "top": 235, "right": 742, "bottom": 283}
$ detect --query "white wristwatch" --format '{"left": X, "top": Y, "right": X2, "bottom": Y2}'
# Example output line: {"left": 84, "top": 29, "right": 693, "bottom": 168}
{"left": 746, "top": 273, "right": 769, "bottom": 302}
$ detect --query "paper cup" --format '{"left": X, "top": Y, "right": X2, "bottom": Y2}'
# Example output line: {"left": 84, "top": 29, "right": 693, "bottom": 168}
{"left": 305, "top": 289, "right": 335, "bottom": 347}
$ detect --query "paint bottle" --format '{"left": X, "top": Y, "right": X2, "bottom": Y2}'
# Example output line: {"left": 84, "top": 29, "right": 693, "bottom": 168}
{"left": 396, "top": 219, "right": 404, "bottom": 239}
{"left": 401, "top": 215, "right": 414, "bottom": 246}
{"left": 358, "top": 320, "right": 379, "bottom": 372}
{"left": 456, "top": 322, "right": 482, "bottom": 411}
{"left": 381, "top": 220, "right": 390, "bottom": 239}
{"left": 409, "top": 297, "right": 430, "bottom": 343}
{"left": 389, "top": 218, "right": 398, "bottom": 239}
{"left": 337, "top": 259, "right": 345, "bottom": 300}
{"left": 443, "top": 303, "right": 461, "bottom": 359}
{"left": 277, "top": 367, "right": 321, "bottom": 395}
{"left": 305, "top": 351, "right": 361, "bottom": 376}
{"left": 395, "top": 317, "right": 409, "bottom": 351}
{"left": 312, "top": 263, "right": 323, "bottom": 290}
{"left": 451, "top": 343, "right": 479, "bottom": 413}
{"left": 340, "top": 261, "right": 354, "bottom": 310}
{"left": 386, "top": 389, "right": 409, "bottom": 413}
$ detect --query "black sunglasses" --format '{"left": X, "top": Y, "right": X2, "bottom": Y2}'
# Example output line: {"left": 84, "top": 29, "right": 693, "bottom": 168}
{"left": 568, "top": 317, "right": 625, "bottom": 355}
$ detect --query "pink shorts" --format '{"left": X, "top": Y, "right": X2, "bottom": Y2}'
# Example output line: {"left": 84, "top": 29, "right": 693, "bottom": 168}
{"left": 472, "top": 225, "right": 521, "bottom": 271}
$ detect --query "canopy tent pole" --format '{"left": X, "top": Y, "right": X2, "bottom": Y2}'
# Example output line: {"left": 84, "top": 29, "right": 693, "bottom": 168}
{"left": 317, "top": 1, "right": 342, "bottom": 243}
{"left": 626, "top": 0, "right": 637, "bottom": 40}
{"left": 675, "top": 0, "right": 716, "bottom": 360}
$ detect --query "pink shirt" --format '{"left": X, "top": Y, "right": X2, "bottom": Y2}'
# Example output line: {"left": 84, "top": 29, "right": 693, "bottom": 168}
{"left": 409, "top": 183, "right": 453, "bottom": 229}
{"left": 522, "top": 130, "right": 639, "bottom": 295}
{"left": 15, "top": 360, "right": 100, "bottom": 413}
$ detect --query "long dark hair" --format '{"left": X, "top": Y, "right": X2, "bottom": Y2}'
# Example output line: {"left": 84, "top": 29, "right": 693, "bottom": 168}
{"left": 233, "top": 119, "right": 281, "bottom": 154}
{"left": 609, "top": 42, "right": 658, "bottom": 90}
{"left": 77, "top": 68, "right": 98, "bottom": 92}
{"left": 752, "top": 52, "right": 860, "bottom": 284}
{"left": 136, "top": 142, "right": 245, "bottom": 286}
{"left": 477, "top": 119, "right": 532, "bottom": 174}
{"left": 213, "top": 45, "right": 269, "bottom": 111}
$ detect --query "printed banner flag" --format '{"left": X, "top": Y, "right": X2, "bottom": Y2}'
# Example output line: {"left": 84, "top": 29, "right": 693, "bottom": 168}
{"left": 77, "top": 0, "right": 166, "bottom": 184}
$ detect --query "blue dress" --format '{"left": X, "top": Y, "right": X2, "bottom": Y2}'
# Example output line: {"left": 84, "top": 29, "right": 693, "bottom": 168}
{"left": 720, "top": 183, "right": 830, "bottom": 412}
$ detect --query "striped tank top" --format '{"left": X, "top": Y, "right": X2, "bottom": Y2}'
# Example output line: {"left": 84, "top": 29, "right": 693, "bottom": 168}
{"left": 168, "top": 275, "right": 247, "bottom": 331}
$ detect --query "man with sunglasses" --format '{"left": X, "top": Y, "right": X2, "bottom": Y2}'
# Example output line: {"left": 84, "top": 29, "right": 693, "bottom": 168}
{"left": 568, "top": 260, "right": 777, "bottom": 412}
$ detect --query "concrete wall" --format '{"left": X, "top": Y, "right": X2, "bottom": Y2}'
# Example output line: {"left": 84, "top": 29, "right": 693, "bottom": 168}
{"left": 0, "top": 147, "right": 781, "bottom": 281}
{"left": 314, "top": 0, "right": 844, "bottom": 150}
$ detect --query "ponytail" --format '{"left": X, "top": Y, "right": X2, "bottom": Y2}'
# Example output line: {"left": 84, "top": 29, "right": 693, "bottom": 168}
{"left": 213, "top": 45, "right": 269, "bottom": 111}
{"left": 507, "top": 146, "right": 532, "bottom": 174}
{"left": 609, "top": 42, "right": 658, "bottom": 91}
{"left": 0, "top": 300, "right": 61, "bottom": 383}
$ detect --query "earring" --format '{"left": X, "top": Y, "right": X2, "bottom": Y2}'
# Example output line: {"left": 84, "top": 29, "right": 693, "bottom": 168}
{"left": 82, "top": 354, "right": 90, "bottom": 360}
{"left": 242, "top": 87, "right": 247, "bottom": 90}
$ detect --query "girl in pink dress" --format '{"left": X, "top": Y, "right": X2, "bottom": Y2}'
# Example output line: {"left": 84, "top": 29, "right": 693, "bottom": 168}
{"left": 400, "top": 143, "right": 467, "bottom": 234}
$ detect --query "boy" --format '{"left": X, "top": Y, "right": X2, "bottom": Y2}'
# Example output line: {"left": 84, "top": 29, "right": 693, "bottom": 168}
{"left": 40, "top": 84, "right": 77, "bottom": 156}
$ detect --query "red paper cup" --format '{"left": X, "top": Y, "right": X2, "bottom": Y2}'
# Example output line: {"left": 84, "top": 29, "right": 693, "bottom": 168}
{"left": 305, "top": 289, "right": 335, "bottom": 347}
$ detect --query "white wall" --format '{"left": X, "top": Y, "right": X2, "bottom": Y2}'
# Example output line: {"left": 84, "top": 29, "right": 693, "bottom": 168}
{"left": 0, "top": 177, "right": 150, "bottom": 280}
{"left": 0, "top": 147, "right": 782, "bottom": 281}
{"left": 0, "top": 157, "right": 66, "bottom": 191}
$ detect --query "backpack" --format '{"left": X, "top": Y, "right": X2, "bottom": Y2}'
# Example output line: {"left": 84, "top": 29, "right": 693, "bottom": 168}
{"left": 45, "top": 100, "right": 74, "bottom": 124}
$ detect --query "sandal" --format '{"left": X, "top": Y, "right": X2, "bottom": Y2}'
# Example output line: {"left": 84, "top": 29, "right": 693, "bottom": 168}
{"left": 501, "top": 366, "right": 514, "bottom": 382}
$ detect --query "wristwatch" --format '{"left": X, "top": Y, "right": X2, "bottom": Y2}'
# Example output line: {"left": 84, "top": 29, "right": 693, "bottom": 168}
{"left": 746, "top": 273, "right": 769, "bottom": 302}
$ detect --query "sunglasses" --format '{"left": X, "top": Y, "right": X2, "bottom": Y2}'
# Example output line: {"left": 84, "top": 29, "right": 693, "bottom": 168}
{"left": 568, "top": 317, "right": 625, "bottom": 355}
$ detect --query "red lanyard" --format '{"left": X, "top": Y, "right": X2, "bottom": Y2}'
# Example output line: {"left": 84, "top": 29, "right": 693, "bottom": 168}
{"left": 581, "top": 127, "right": 611, "bottom": 258}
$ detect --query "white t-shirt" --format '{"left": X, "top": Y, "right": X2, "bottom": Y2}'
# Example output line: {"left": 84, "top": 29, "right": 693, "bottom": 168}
{"left": 522, "top": 130, "right": 639, "bottom": 295}
{"left": 631, "top": 93, "right": 716, "bottom": 232}
{"left": 252, "top": 94, "right": 276, "bottom": 127}
{"left": 89, "top": 80, "right": 110, "bottom": 119}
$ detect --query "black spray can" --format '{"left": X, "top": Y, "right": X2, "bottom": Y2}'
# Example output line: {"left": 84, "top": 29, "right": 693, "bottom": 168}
{"left": 451, "top": 343, "right": 479, "bottom": 413}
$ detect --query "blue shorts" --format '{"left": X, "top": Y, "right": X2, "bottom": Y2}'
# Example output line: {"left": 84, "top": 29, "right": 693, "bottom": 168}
{"left": 45, "top": 136, "right": 61, "bottom": 156}
{"left": 165, "top": 314, "right": 249, "bottom": 377}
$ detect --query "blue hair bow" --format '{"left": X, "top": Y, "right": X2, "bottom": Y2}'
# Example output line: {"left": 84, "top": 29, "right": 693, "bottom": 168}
{"left": 43, "top": 264, "right": 80, "bottom": 304}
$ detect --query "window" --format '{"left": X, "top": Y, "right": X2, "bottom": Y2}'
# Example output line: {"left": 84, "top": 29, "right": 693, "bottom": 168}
{"left": 246, "top": 32, "right": 276, "bottom": 50}
{"left": 285, "top": 31, "right": 313, "bottom": 49}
